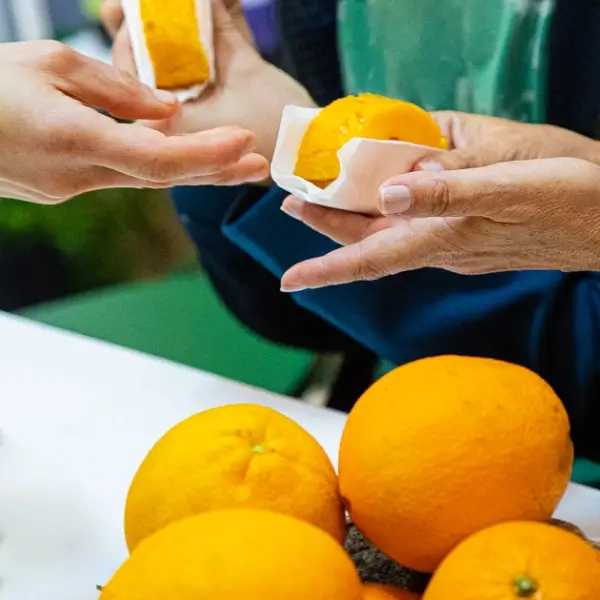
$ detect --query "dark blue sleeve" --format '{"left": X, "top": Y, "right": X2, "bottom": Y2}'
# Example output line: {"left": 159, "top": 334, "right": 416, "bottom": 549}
{"left": 171, "top": 185, "right": 360, "bottom": 353}
{"left": 222, "top": 187, "right": 600, "bottom": 462}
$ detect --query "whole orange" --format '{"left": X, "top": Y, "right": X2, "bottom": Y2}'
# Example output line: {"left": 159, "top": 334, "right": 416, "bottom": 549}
{"left": 363, "top": 583, "right": 421, "bottom": 600}
{"left": 101, "top": 509, "right": 364, "bottom": 600}
{"left": 125, "top": 404, "right": 346, "bottom": 551}
{"left": 294, "top": 93, "right": 446, "bottom": 186}
{"left": 339, "top": 356, "right": 573, "bottom": 573}
{"left": 423, "top": 521, "right": 600, "bottom": 600}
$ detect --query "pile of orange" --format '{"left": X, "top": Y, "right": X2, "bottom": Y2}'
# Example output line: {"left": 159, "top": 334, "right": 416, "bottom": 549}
{"left": 294, "top": 93, "right": 447, "bottom": 187}
{"left": 99, "top": 355, "right": 600, "bottom": 600}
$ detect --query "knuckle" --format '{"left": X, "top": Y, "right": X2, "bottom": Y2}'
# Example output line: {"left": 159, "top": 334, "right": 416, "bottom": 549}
{"left": 36, "top": 40, "right": 77, "bottom": 73}
{"left": 353, "top": 244, "right": 387, "bottom": 282}
{"left": 423, "top": 179, "right": 452, "bottom": 217}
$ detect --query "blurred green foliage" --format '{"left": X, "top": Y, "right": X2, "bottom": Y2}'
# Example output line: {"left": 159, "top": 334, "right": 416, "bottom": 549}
{"left": 0, "top": 187, "right": 167, "bottom": 291}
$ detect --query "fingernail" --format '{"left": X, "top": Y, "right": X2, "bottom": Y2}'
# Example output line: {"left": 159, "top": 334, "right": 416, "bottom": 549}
{"left": 416, "top": 161, "right": 445, "bottom": 172}
{"left": 380, "top": 185, "right": 413, "bottom": 215}
{"left": 281, "top": 196, "right": 304, "bottom": 220}
{"left": 280, "top": 284, "right": 307, "bottom": 293}
{"left": 153, "top": 89, "right": 177, "bottom": 104}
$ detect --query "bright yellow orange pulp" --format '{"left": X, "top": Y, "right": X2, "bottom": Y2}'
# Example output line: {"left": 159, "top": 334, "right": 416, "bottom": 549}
{"left": 141, "top": 0, "right": 210, "bottom": 90}
{"left": 294, "top": 93, "right": 447, "bottom": 186}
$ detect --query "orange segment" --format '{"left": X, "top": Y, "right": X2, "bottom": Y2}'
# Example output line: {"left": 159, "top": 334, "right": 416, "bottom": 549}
{"left": 141, "top": 0, "right": 210, "bottom": 90}
{"left": 294, "top": 94, "right": 445, "bottom": 185}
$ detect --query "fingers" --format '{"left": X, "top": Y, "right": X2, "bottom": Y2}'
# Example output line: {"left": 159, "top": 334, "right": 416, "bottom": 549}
{"left": 111, "top": 152, "right": 269, "bottom": 188}
{"left": 14, "top": 152, "right": 268, "bottom": 202}
{"left": 112, "top": 25, "right": 137, "bottom": 75}
{"left": 41, "top": 43, "right": 177, "bottom": 120}
{"left": 281, "top": 222, "right": 440, "bottom": 291}
{"left": 379, "top": 158, "right": 594, "bottom": 220}
{"left": 92, "top": 122, "right": 261, "bottom": 181}
{"left": 100, "top": 0, "right": 124, "bottom": 37}
{"left": 281, "top": 196, "right": 379, "bottom": 245}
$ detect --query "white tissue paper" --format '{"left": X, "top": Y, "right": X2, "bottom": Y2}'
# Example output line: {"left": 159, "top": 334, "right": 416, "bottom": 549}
{"left": 271, "top": 105, "right": 447, "bottom": 215}
{"left": 122, "top": 0, "right": 215, "bottom": 103}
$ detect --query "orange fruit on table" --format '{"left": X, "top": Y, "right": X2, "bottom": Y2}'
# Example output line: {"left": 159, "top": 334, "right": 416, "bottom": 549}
{"left": 101, "top": 509, "right": 364, "bottom": 600}
{"left": 125, "top": 404, "right": 346, "bottom": 551}
{"left": 338, "top": 355, "right": 573, "bottom": 573}
{"left": 423, "top": 521, "right": 600, "bottom": 600}
{"left": 363, "top": 583, "right": 421, "bottom": 599}
{"left": 294, "top": 93, "right": 446, "bottom": 187}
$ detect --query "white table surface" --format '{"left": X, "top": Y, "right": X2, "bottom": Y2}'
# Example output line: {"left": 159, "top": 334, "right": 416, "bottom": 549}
{"left": 0, "top": 312, "right": 598, "bottom": 600}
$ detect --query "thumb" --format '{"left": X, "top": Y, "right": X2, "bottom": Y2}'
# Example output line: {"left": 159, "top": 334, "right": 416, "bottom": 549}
{"left": 49, "top": 48, "right": 179, "bottom": 120}
{"left": 100, "top": 0, "right": 124, "bottom": 38}
{"left": 378, "top": 159, "right": 568, "bottom": 219}
{"left": 212, "top": 0, "right": 250, "bottom": 48}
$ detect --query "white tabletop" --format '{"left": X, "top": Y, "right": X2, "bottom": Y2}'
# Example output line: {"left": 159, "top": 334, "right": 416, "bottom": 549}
{"left": 0, "top": 312, "right": 598, "bottom": 600}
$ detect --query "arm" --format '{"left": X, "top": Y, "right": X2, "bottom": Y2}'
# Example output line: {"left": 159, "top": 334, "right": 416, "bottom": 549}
{"left": 223, "top": 187, "right": 600, "bottom": 463}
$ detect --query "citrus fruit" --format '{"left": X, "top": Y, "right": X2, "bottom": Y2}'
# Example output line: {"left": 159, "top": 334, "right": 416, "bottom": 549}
{"left": 294, "top": 93, "right": 446, "bottom": 186}
{"left": 363, "top": 583, "right": 421, "bottom": 599}
{"left": 338, "top": 356, "right": 573, "bottom": 573}
{"left": 101, "top": 509, "right": 364, "bottom": 600}
{"left": 141, "top": 0, "right": 211, "bottom": 89}
{"left": 125, "top": 403, "right": 346, "bottom": 550}
{"left": 423, "top": 521, "right": 600, "bottom": 600}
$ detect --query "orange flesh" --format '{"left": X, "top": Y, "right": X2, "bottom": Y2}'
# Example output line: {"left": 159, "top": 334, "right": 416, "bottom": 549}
{"left": 294, "top": 94, "right": 447, "bottom": 186}
{"left": 141, "top": 0, "right": 210, "bottom": 90}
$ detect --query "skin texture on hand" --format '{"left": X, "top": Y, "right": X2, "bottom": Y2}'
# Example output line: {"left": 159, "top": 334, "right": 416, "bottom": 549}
{"left": 278, "top": 114, "right": 600, "bottom": 289}
{"left": 419, "top": 111, "right": 600, "bottom": 170}
{"left": 0, "top": 40, "right": 268, "bottom": 204}
{"left": 280, "top": 157, "right": 600, "bottom": 290}
{"left": 110, "top": 0, "right": 316, "bottom": 162}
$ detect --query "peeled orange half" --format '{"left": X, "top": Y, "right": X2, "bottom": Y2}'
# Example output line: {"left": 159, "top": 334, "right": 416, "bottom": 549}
{"left": 294, "top": 94, "right": 446, "bottom": 187}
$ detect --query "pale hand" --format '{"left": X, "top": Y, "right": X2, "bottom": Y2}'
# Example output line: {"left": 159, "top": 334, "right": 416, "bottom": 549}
{"left": 0, "top": 41, "right": 268, "bottom": 204}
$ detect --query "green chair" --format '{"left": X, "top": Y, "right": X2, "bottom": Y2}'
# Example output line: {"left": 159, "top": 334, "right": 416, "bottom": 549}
{"left": 20, "top": 272, "right": 315, "bottom": 396}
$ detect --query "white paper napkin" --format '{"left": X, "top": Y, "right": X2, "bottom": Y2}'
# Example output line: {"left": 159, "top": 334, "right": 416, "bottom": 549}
{"left": 122, "top": 0, "right": 215, "bottom": 102}
{"left": 271, "top": 105, "right": 446, "bottom": 215}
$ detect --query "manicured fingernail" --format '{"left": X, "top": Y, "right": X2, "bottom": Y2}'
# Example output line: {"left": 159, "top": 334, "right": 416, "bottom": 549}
{"left": 153, "top": 89, "right": 177, "bottom": 104}
{"left": 416, "top": 161, "right": 445, "bottom": 172}
{"left": 380, "top": 185, "right": 413, "bottom": 215}
{"left": 281, "top": 196, "right": 304, "bottom": 220}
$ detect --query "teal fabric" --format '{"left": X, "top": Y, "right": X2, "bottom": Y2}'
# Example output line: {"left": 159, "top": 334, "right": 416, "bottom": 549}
{"left": 338, "top": 0, "right": 554, "bottom": 123}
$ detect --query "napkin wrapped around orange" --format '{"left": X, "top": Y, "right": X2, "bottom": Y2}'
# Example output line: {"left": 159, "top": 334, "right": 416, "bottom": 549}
{"left": 123, "top": 0, "right": 215, "bottom": 102}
